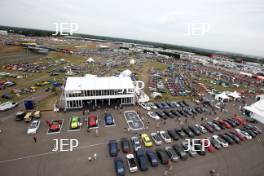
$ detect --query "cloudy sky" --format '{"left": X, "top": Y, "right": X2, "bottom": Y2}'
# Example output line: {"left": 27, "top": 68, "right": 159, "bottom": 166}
{"left": 0, "top": 0, "right": 264, "bottom": 57}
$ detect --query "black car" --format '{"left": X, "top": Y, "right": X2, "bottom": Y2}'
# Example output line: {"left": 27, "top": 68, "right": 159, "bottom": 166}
{"left": 177, "top": 109, "right": 185, "bottom": 116}
{"left": 136, "top": 148, "right": 148, "bottom": 171}
{"left": 182, "top": 127, "right": 195, "bottom": 138}
{"left": 213, "top": 120, "right": 225, "bottom": 130}
{"left": 109, "top": 140, "right": 119, "bottom": 157}
{"left": 15, "top": 111, "right": 25, "bottom": 121}
{"left": 156, "top": 111, "right": 167, "bottom": 120}
{"left": 194, "top": 141, "right": 206, "bottom": 156}
{"left": 114, "top": 157, "right": 125, "bottom": 176}
{"left": 172, "top": 144, "right": 188, "bottom": 160}
{"left": 182, "top": 100, "right": 189, "bottom": 106}
{"left": 156, "top": 148, "right": 170, "bottom": 164}
{"left": 219, "top": 134, "right": 234, "bottom": 145}
{"left": 170, "top": 110, "right": 180, "bottom": 117}
{"left": 121, "top": 138, "right": 131, "bottom": 153}
{"left": 210, "top": 137, "right": 222, "bottom": 150}
{"left": 146, "top": 149, "right": 159, "bottom": 167}
{"left": 225, "top": 132, "right": 240, "bottom": 144}
{"left": 188, "top": 126, "right": 201, "bottom": 136}
{"left": 163, "top": 110, "right": 174, "bottom": 118}
{"left": 224, "top": 119, "right": 237, "bottom": 127}
{"left": 241, "top": 128, "right": 257, "bottom": 138}
{"left": 202, "top": 123, "right": 215, "bottom": 133}
{"left": 175, "top": 128, "right": 186, "bottom": 138}
{"left": 167, "top": 129, "right": 179, "bottom": 140}
{"left": 244, "top": 124, "right": 262, "bottom": 134}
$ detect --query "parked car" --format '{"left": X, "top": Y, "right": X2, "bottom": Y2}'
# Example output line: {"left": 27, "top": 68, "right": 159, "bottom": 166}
{"left": 195, "top": 124, "right": 208, "bottom": 134}
{"left": 0, "top": 101, "right": 18, "bottom": 111}
{"left": 241, "top": 128, "right": 257, "bottom": 138}
{"left": 203, "top": 138, "right": 215, "bottom": 152}
{"left": 109, "top": 140, "right": 119, "bottom": 157}
{"left": 155, "top": 111, "right": 167, "bottom": 120}
{"left": 202, "top": 123, "right": 214, "bottom": 133}
{"left": 167, "top": 129, "right": 179, "bottom": 140}
{"left": 136, "top": 148, "right": 148, "bottom": 171}
{"left": 235, "top": 128, "right": 252, "bottom": 140}
{"left": 88, "top": 113, "right": 98, "bottom": 128}
{"left": 147, "top": 112, "right": 160, "bottom": 120}
{"left": 194, "top": 140, "right": 206, "bottom": 156}
{"left": 225, "top": 132, "right": 240, "bottom": 144}
{"left": 182, "top": 127, "right": 195, "bottom": 138}
{"left": 33, "top": 111, "right": 41, "bottom": 119}
{"left": 218, "top": 120, "right": 232, "bottom": 129}
{"left": 131, "top": 136, "right": 142, "bottom": 152}
{"left": 163, "top": 110, "right": 174, "bottom": 118}
{"left": 212, "top": 135, "right": 229, "bottom": 148}
{"left": 165, "top": 146, "right": 180, "bottom": 162}
{"left": 156, "top": 148, "right": 170, "bottom": 164}
{"left": 139, "top": 103, "right": 151, "bottom": 110}
{"left": 150, "top": 132, "right": 162, "bottom": 145}
{"left": 126, "top": 154, "right": 138, "bottom": 173}
{"left": 181, "top": 140, "right": 198, "bottom": 157}
{"left": 189, "top": 126, "right": 201, "bottom": 136}
{"left": 159, "top": 131, "right": 172, "bottom": 143}
{"left": 172, "top": 144, "right": 188, "bottom": 160}
{"left": 121, "top": 138, "right": 131, "bottom": 153}
{"left": 208, "top": 121, "right": 221, "bottom": 131}
{"left": 209, "top": 137, "right": 222, "bottom": 150}
{"left": 219, "top": 134, "right": 235, "bottom": 145}
{"left": 141, "top": 133, "right": 153, "bottom": 147}
{"left": 104, "top": 113, "right": 114, "bottom": 125}
{"left": 146, "top": 149, "right": 158, "bottom": 167}
{"left": 71, "top": 116, "right": 81, "bottom": 129}
{"left": 175, "top": 128, "right": 187, "bottom": 138}
{"left": 27, "top": 120, "right": 40, "bottom": 134}
{"left": 16, "top": 111, "right": 25, "bottom": 121}
{"left": 114, "top": 157, "right": 125, "bottom": 176}
{"left": 24, "top": 112, "right": 33, "bottom": 123}
{"left": 244, "top": 124, "right": 262, "bottom": 134}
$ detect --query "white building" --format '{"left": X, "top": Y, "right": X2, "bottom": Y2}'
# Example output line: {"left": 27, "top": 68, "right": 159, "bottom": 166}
{"left": 64, "top": 76, "right": 136, "bottom": 110}
{"left": 244, "top": 99, "right": 264, "bottom": 124}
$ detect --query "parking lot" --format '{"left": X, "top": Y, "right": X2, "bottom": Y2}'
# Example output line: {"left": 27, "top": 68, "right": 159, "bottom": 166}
{"left": 0, "top": 98, "right": 264, "bottom": 176}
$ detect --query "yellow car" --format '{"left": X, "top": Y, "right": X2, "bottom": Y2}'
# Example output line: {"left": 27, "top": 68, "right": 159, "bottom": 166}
{"left": 141, "top": 133, "right": 153, "bottom": 147}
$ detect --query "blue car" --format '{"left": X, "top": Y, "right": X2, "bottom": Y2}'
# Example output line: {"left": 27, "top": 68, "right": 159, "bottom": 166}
{"left": 109, "top": 140, "right": 119, "bottom": 157}
{"left": 146, "top": 149, "right": 159, "bottom": 167}
{"left": 114, "top": 157, "right": 125, "bottom": 176}
{"left": 136, "top": 148, "right": 148, "bottom": 171}
{"left": 105, "top": 113, "right": 114, "bottom": 125}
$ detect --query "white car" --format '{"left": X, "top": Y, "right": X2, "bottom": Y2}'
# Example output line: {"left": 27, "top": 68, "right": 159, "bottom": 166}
{"left": 235, "top": 128, "right": 252, "bottom": 140}
{"left": 159, "top": 131, "right": 172, "bottom": 143}
{"left": 212, "top": 135, "right": 229, "bottom": 148}
{"left": 147, "top": 112, "right": 160, "bottom": 120}
{"left": 150, "top": 132, "right": 162, "bottom": 145}
{"left": 195, "top": 124, "right": 208, "bottom": 134}
{"left": 139, "top": 103, "right": 151, "bottom": 110}
{"left": 147, "top": 103, "right": 158, "bottom": 109}
{"left": 0, "top": 101, "right": 18, "bottom": 111}
{"left": 126, "top": 154, "right": 138, "bottom": 173}
{"left": 27, "top": 120, "right": 40, "bottom": 134}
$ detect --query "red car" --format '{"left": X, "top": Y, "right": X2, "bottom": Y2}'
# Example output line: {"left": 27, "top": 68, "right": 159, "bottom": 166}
{"left": 218, "top": 120, "right": 232, "bottom": 129}
{"left": 88, "top": 114, "right": 98, "bottom": 128}
{"left": 230, "top": 130, "right": 245, "bottom": 141}
{"left": 204, "top": 138, "right": 215, "bottom": 152}
{"left": 46, "top": 120, "right": 62, "bottom": 132}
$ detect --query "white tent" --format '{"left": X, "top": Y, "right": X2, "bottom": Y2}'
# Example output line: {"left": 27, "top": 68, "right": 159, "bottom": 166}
{"left": 119, "top": 69, "right": 132, "bottom": 78}
{"left": 215, "top": 92, "right": 230, "bottom": 102}
{"left": 86, "top": 57, "right": 95, "bottom": 63}
{"left": 227, "top": 91, "right": 241, "bottom": 100}
{"left": 244, "top": 99, "right": 264, "bottom": 124}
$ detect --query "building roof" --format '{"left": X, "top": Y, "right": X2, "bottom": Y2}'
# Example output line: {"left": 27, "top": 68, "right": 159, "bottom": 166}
{"left": 65, "top": 76, "right": 134, "bottom": 91}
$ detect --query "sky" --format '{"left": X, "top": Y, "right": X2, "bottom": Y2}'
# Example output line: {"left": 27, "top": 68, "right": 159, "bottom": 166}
{"left": 0, "top": 0, "right": 264, "bottom": 57}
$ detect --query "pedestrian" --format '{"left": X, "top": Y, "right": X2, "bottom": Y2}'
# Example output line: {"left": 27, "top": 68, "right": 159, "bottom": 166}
{"left": 88, "top": 156, "right": 92, "bottom": 162}
{"left": 209, "top": 169, "right": 216, "bottom": 176}
{"left": 185, "top": 119, "right": 187, "bottom": 124}
{"left": 33, "top": 136, "right": 37, "bottom": 143}
{"left": 93, "top": 153, "right": 97, "bottom": 160}
{"left": 201, "top": 117, "right": 204, "bottom": 122}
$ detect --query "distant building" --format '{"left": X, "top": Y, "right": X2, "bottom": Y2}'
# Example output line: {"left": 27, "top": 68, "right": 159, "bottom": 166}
{"left": 0, "top": 30, "right": 8, "bottom": 36}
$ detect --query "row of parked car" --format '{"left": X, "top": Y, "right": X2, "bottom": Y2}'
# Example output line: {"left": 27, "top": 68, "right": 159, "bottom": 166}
{"left": 109, "top": 117, "right": 262, "bottom": 175}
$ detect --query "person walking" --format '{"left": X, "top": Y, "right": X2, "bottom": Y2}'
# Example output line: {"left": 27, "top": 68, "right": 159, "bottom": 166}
{"left": 33, "top": 136, "right": 37, "bottom": 143}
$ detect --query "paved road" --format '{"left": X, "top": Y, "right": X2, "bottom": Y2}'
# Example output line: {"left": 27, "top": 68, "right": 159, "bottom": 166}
{"left": 0, "top": 99, "right": 263, "bottom": 176}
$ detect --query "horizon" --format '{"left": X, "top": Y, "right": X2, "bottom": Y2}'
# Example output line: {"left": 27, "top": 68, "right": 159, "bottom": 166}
{"left": 0, "top": 0, "right": 264, "bottom": 57}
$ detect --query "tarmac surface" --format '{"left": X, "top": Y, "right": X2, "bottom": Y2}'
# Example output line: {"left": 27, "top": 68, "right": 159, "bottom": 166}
{"left": 0, "top": 99, "right": 264, "bottom": 176}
